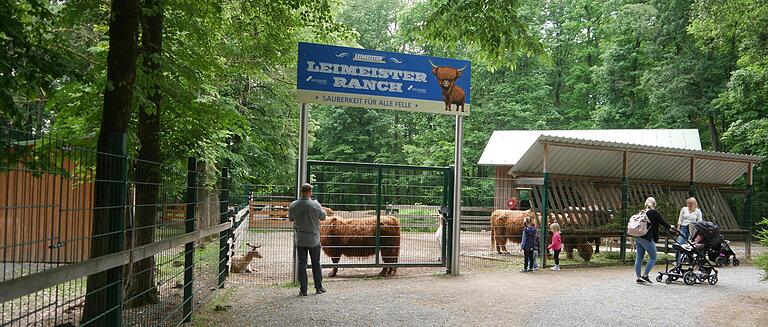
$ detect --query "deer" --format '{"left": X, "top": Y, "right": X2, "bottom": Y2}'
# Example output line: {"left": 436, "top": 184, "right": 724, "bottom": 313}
{"left": 230, "top": 242, "right": 263, "bottom": 273}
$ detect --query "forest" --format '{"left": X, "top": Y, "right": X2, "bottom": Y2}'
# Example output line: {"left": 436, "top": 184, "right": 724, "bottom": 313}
{"left": 3, "top": 0, "right": 767, "bottom": 189}
{"left": 2, "top": 0, "right": 768, "bottom": 319}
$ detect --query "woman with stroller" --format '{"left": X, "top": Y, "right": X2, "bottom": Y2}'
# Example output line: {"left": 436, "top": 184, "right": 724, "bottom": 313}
{"left": 676, "top": 197, "right": 703, "bottom": 265}
{"left": 635, "top": 197, "right": 675, "bottom": 283}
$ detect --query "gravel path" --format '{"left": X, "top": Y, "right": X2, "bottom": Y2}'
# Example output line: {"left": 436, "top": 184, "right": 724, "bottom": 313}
{"left": 193, "top": 265, "right": 768, "bottom": 326}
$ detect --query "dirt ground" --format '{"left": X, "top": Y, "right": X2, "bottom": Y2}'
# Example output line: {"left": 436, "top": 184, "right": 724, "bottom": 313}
{"left": 230, "top": 224, "right": 765, "bottom": 285}
{"left": 193, "top": 264, "right": 768, "bottom": 327}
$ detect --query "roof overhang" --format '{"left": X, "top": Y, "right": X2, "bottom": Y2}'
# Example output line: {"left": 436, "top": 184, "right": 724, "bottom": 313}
{"left": 508, "top": 135, "right": 762, "bottom": 185}
{"left": 477, "top": 129, "right": 702, "bottom": 166}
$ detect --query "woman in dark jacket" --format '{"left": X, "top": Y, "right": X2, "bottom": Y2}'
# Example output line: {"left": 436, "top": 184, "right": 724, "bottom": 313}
{"left": 635, "top": 197, "right": 674, "bottom": 283}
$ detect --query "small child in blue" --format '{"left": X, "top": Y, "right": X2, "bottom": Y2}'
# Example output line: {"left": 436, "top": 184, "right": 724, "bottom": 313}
{"left": 520, "top": 217, "right": 537, "bottom": 272}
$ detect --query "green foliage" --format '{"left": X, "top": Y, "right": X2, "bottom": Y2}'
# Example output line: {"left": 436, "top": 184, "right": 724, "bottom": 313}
{"left": 0, "top": 0, "right": 76, "bottom": 130}
{"left": 689, "top": 0, "right": 768, "bottom": 185}
{"left": 7, "top": 0, "right": 768, "bottom": 201}
{"left": 756, "top": 217, "right": 768, "bottom": 280}
{"left": 9, "top": 0, "right": 352, "bottom": 196}
{"left": 653, "top": 193, "right": 679, "bottom": 228}
{"left": 413, "top": 0, "right": 543, "bottom": 67}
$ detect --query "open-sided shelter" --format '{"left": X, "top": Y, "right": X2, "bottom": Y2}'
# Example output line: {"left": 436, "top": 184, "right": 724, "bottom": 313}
{"left": 478, "top": 129, "right": 762, "bottom": 259}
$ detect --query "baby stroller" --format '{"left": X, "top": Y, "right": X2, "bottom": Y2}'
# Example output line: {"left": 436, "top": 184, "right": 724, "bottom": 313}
{"left": 709, "top": 239, "right": 740, "bottom": 267}
{"left": 656, "top": 222, "right": 720, "bottom": 285}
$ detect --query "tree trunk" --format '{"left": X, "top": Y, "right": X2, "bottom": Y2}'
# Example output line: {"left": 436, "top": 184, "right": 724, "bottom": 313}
{"left": 124, "top": 0, "right": 164, "bottom": 308}
{"left": 708, "top": 114, "right": 721, "bottom": 152}
{"left": 82, "top": 0, "right": 140, "bottom": 325}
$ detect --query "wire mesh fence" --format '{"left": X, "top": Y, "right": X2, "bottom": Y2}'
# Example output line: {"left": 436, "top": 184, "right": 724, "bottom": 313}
{"left": 232, "top": 161, "right": 451, "bottom": 285}
{"left": 723, "top": 189, "right": 767, "bottom": 259}
{"left": 230, "top": 184, "right": 296, "bottom": 286}
{"left": 0, "top": 127, "right": 240, "bottom": 326}
{"left": 313, "top": 161, "right": 448, "bottom": 275}
{"left": 3, "top": 125, "right": 762, "bottom": 325}
{"left": 459, "top": 175, "right": 523, "bottom": 272}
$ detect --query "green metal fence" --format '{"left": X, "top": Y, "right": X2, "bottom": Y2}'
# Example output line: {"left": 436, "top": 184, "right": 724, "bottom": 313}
{"left": 0, "top": 127, "right": 241, "bottom": 326}
{"left": 232, "top": 160, "right": 453, "bottom": 285}
{"left": 309, "top": 160, "right": 451, "bottom": 270}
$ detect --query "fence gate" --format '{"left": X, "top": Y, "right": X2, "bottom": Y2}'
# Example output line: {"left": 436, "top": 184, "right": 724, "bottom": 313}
{"left": 234, "top": 161, "right": 453, "bottom": 284}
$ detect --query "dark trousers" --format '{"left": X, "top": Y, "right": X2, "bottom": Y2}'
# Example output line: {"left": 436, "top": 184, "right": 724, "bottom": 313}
{"left": 553, "top": 249, "right": 561, "bottom": 265}
{"left": 523, "top": 249, "right": 534, "bottom": 269}
{"left": 297, "top": 246, "right": 323, "bottom": 292}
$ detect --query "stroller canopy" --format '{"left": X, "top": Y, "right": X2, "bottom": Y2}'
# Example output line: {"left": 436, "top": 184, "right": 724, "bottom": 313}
{"left": 690, "top": 221, "right": 722, "bottom": 248}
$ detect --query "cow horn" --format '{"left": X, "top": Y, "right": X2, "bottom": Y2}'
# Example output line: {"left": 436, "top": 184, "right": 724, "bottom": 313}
{"left": 428, "top": 59, "right": 438, "bottom": 68}
{"left": 457, "top": 65, "right": 467, "bottom": 72}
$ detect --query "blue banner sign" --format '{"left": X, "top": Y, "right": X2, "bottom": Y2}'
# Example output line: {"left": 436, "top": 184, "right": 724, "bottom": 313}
{"left": 297, "top": 42, "right": 471, "bottom": 116}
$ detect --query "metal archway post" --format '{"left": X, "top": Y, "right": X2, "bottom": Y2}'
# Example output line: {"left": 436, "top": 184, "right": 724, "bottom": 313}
{"left": 450, "top": 115, "right": 463, "bottom": 276}
{"left": 293, "top": 102, "right": 310, "bottom": 283}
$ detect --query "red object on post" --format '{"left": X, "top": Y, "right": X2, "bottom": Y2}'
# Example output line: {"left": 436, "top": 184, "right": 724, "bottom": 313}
{"left": 506, "top": 197, "right": 518, "bottom": 210}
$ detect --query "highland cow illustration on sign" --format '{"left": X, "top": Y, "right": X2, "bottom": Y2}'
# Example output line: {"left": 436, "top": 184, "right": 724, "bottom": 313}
{"left": 297, "top": 42, "right": 471, "bottom": 116}
{"left": 429, "top": 60, "right": 466, "bottom": 112}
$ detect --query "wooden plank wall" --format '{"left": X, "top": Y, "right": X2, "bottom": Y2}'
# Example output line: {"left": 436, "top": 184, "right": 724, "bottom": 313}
{"left": 529, "top": 180, "right": 741, "bottom": 231}
{"left": 529, "top": 180, "right": 621, "bottom": 229}
{"left": 493, "top": 166, "right": 516, "bottom": 209}
{"left": 0, "top": 161, "right": 94, "bottom": 263}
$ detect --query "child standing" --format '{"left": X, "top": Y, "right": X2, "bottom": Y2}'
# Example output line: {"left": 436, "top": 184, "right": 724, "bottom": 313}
{"left": 548, "top": 223, "right": 562, "bottom": 271}
{"left": 520, "top": 217, "right": 537, "bottom": 272}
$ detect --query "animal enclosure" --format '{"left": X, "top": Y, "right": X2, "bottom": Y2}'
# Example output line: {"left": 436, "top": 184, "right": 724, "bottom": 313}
{"left": 1, "top": 128, "right": 237, "bottom": 326}
{"left": 233, "top": 161, "right": 452, "bottom": 284}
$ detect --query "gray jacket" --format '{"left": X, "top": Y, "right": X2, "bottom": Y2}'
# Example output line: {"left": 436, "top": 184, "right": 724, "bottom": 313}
{"left": 288, "top": 197, "right": 326, "bottom": 248}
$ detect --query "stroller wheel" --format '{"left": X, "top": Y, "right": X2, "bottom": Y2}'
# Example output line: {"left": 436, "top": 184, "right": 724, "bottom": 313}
{"left": 683, "top": 271, "right": 696, "bottom": 285}
{"left": 715, "top": 257, "right": 725, "bottom": 267}
{"left": 665, "top": 276, "right": 673, "bottom": 284}
{"left": 732, "top": 258, "right": 740, "bottom": 267}
{"left": 708, "top": 275, "right": 718, "bottom": 285}
{"left": 656, "top": 275, "right": 663, "bottom": 283}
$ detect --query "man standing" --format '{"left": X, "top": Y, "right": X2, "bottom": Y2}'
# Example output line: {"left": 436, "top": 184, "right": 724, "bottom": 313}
{"left": 288, "top": 183, "right": 327, "bottom": 296}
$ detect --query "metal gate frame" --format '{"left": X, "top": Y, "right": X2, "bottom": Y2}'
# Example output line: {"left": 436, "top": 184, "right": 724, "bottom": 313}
{"left": 305, "top": 160, "right": 455, "bottom": 273}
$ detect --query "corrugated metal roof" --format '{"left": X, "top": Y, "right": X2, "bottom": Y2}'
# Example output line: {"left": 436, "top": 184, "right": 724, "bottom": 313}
{"left": 477, "top": 129, "right": 702, "bottom": 166}
{"left": 509, "top": 135, "right": 762, "bottom": 185}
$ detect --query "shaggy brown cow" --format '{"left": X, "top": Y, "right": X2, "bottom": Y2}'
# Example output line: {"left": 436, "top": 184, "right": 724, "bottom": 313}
{"left": 490, "top": 209, "right": 533, "bottom": 253}
{"left": 490, "top": 209, "right": 594, "bottom": 261}
{"left": 320, "top": 213, "right": 401, "bottom": 277}
{"left": 429, "top": 60, "right": 466, "bottom": 112}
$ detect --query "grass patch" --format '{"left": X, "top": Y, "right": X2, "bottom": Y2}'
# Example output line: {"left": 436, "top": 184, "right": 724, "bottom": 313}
{"left": 192, "top": 286, "right": 235, "bottom": 327}
{"left": 156, "top": 240, "right": 222, "bottom": 280}
{"left": 399, "top": 208, "right": 435, "bottom": 216}
{"left": 279, "top": 281, "right": 300, "bottom": 288}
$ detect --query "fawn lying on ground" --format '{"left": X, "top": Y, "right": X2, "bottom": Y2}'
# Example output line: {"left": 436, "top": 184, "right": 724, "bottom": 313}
{"left": 230, "top": 242, "right": 262, "bottom": 273}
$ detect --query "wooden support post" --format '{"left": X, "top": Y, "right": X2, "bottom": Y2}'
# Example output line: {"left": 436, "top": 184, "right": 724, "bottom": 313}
{"left": 689, "top": 157, "right": 697, "bottom": 198}
{"left": 620, "top": 151, "right": 629, "bottom": 263}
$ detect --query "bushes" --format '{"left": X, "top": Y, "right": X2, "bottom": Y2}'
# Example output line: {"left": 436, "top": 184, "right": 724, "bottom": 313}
{"left": 756, "top": 217, "right": 768, "bottom": 281}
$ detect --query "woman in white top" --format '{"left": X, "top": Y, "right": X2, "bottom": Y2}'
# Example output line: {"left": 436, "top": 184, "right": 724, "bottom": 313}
{"left": 676, "top": 197, "right": 703, "bottom": 264}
